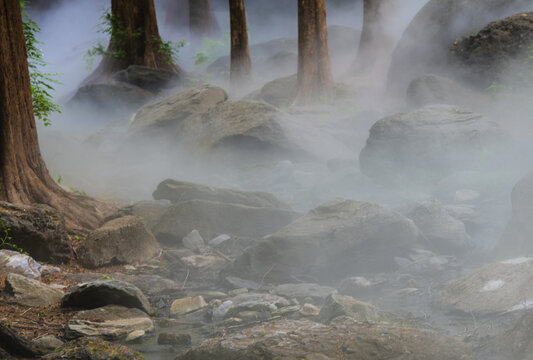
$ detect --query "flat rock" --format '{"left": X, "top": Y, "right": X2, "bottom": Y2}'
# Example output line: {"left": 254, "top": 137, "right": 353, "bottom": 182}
{"left": 5, "top": 273, "right": 63, "bottom": 307}
{"left": 65, "top": 305, "right": 153, "bottom": 341}
{"left": 317, "top": 293, "right": 381, "bottom": 324}
{"left": 0, "top": 250, "right": 42, "bottom": 279}
{"left": 271, "top": 283, "right": 336, "bottom": 304}
{"left": 212, "top": 293, "right": 290, "bottom": 321}
{"left": 0, "top": 202, "right": 70, "bottom": 264}
{"left": 176, "top": 317, "right": 473, "bottom": 360}
{"left": 62, "top": 280, "right": 152, "bottom": 314}
{"left": 153, "top": 179, "right": 290, "bottom": 210}
{"left": 77, "top": 216, "right": 159, "bottom": 268}
{"left": 170, "top": 296, "right": 207, "bottom": 316}
{"left": 229, "top": 198, "right": 423, "bottom": 283}
{"left": 153, "top": 199, "right": 296, "bottom": 244}
{"left": 433, "top": 257, "right": 533, "bottom": 315}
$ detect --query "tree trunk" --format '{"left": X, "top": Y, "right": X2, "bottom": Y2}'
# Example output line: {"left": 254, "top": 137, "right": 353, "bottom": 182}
{"left": 85, "top": 0, "right": 182, "bottom": 85}
{"left": 189, "top": 0, "right": 216, "bottom": 39}
{"left": 295, "top": 0, "right": 334, "bottom": 105}
{"left": 229, "top": 0, "right": 251, "bottom": 85}
{"left": 354, "top": 0, "right": 385, "bottom": 72}
{"left": 0, "top": 323, "right": 44, "bottom": 358}
{"left": 0, "top": 0, "right": 111, "bottom": 234}
{"left": 164, "top": 0, "right": 188, "bottom": 31}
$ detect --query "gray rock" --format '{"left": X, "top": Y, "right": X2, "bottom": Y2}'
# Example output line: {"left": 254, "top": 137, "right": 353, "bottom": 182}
{"left": 0, "top": 202, "right": 71, "bottom": 264}
{"left": 181, "top": 230, "right": 205, "bottom": 252}
{"left": 153, "top": 199, "right": 296, "bottom": 244}
{"left": 255, "top": 75, "right": 297, "bottom": 108}
{"left": 0, "top": 250, "right": 42, "bottom": 279}
{"left": 32, "top": 335, "right": 64, "bottom": 351}
{"left": 107, "top": 200, "right": 172, "bottom": 231}
{"left": 153, "top": 179, "right": 290, "bottom": 210}
{"left": 271, "top": 283, "right": 336, "bottom": 304}
{"left": 388, "top": 0, "right": 533, "bottom": 93}
{"left": 62, "top": 280, "right": 153, "bottom": 314}
{"left": 208, "top": 234, "right": 231, "bottom": 246}
{"left": 212, "top": 293, "right": 290, "bottom": 321}
{"left": 433, "top": 257, "right": 533, "bottom": 315}
{"left": 170, "top": 296, "right": 207, "bottom": 316}
{"left": 224, "top": 276, "right": 263, "bottom": 290}
{"left": 317, "top": 293, "right": 381, "bottom": 324}
{"left": 408, "top": 201, "right": 472, "bottom": 254}
{"left": 157, "top": 332, "right": 191, "bottom": 346}
{"left": 229, "top": 198, "right": 423, "bottom": 283}
{"left": 65, "top": 305, "right": 154, "bottom": 341}
{"left": 129, "top": 85, "right": 227, "bottom": 137}
{"left": 77, "top": 216, "right": 160, "bottom": 268}
{"left": 5, "top": 273, "right": 63, "bottom": 307}
{"left": 42, "top": 338, "right": 145, "bottom": 360}
{"left": 112, "top": 65, "right": 183, "bottom": 93}
{"left": 360, "top": 105, "right": 509, "bottom": 185}
{"left": 176, "top": 317, "right": 473, "bottom": 360}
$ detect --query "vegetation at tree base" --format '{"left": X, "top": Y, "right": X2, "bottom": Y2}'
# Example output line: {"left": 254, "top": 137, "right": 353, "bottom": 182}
{"left": 20, "top": 0, "right": 61, "bottom": 126}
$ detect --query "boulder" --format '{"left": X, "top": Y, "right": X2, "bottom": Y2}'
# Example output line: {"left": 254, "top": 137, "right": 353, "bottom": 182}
{"left": 77, "top": 216, "right": 160, "bottom": 268}
{"left": 317, "top": 294, "right": 381, "bottom": 324}
{"left": 153, "top": 179, "right": 290, "bottom": 210}
{"left": 176, "top": 317, "right": 473, "bottom": 360}
{"left": 65, "top": 305, "right": 154, "bottom": 341}
{"left": 106, "top": 200, "right": 171, "bottom": 231}
{"left": 170, "top": 296, "right": 207, "bottom": 316}
{"left": 41, "top": 338, "right": 144, "bottom": 360}
{"left": 450, "top": 12, "right": 533, "bottom": 88}
{"left": 0, "top": 202, "right": 71, "bottom": 264}
{"left": 31, "top": 336, "right": 64, "bottom": 352}
{"left": 4, "top": 273, "right": 63, "bottom": 307}
{"left": 388, "top": 0, "right": 533, "bottom": 93}
{"left": 433, "top": 257, "right": 533, "bottom": 315}
{"left": 62, "top": 280, "right": 152, "bottom": 314}
{"left": 129, "top": 85, "right": 227, "bottom": 138}
{"left": 153, "top": 199, "right": 296, "bottom": 244}
{"left": 496, "top": 173, "right": 533, "bottom": 258}
{"left": 252, "top": 75, "right": 297, "bottom": 108}
{"left": 407, "top": 201, "right": 473, "bottom": 254}
{"left": 112, "top": 65, "right": 182, "bottom": 93}
{"left": 181, "top": 230, "right": 205, "bottom": 252}
{"left": 359, "top": 105, "right": 508, "bottom": 185}
{"left": 228, "top": 198, "right": 424, "bottom": 283}
{"left": 0, "top": 250, "right": 42, "bottom": 279}
{"left": 67, "top": 83, "right": 153, "bottom": 115}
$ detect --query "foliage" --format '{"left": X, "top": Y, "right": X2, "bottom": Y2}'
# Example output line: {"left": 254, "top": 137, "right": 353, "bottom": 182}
{"left": 153, "top": 36, "right": 186, "bottom": 64}
{"left": 194, "top": 33, "right": 230, "bottom": 66}
{"left": 0, "top": 219, "right": 27, "bottom": 255}
{"left": 20, "top": 0, "right": 62, "bottom": 127}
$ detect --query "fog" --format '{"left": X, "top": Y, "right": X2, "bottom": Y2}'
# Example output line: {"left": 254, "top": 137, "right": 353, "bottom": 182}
{"left": 20, "top": 1, "right": 533, "bottom": 357}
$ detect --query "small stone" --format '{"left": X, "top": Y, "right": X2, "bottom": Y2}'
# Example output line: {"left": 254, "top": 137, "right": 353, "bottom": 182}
{"left": 222, "top": 317, "right": 243, "bottom": 326}
{"left": 300, "top": 303, "right": 320, "bottom": 316}
{"left": 158, "top": 332, "right": 192, "bottom": 346}
{"left": 182, "top": 230, "right": 205, "bottom": 252}
{"left": 170, "top": 296, "right": 207, "bottom": 316}
{"left": 228, "top": 288, "right": 248, "bottom": 296}
{"left": 125, "top": 330, "right": 146, "bottom": 342}
{"left": 41, "top": 265, "right": 61, "bottom": 276}
{"left": 209, "top": 234, "right": 231, "bottom": 246}
{"left": 32, "top": 335, "right": 64, "bottom": 351}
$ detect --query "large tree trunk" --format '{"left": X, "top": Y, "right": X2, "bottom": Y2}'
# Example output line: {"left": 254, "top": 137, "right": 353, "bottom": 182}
{"left": 295, "top": 0, "right": 334, "bottom": 105}
{"left": 354, "top": 0, "right": 386, "bottom": 72}
{"left": 85, "top": 0, "right": 181, "bottom": 85}
{"left": 189, "top": 0, "right": 217, "bottom": 39}
{"left": 164, "top": 0, "right": 188, "bottom": 31}
{"left": 0, "top": 0, "right": 110, "bottom": 234}
{"left": 229, "top": 0, "right": 251, "bottom": 85}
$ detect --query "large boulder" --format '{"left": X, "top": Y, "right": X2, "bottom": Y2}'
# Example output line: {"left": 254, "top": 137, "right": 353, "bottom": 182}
{"left": 388, "top": 0, "right": 533, "bottom": 93}
{"left": 5, "top": 273, "right": 63, "bottom": 307}
{"left": 495, "top": 172, "right": 533, "bottom": 258}
{"left": 62, "top": 280, "right": 152, "bottom": 315}
{"left": 359, "top": 105, "right": 508, "bottom": 185}
{"left": 112, "top": 65, "right": 183, "bottom": 93}
{"left": 129, "top": 85, "right": 228, "bottom": 137}
{"left": 153, "top": 199, "right": 296, "bottom": 244}
{"left": 248, "top": 75, "right": 297, "bottom": 108}
{"left": 450, "top": 12, "right": 533, "bottom": 88}
{"left": 0, "top": 202, "right": 71, "bottom": 264}
{"left": 433, "top": 256, "right": 533, "bottom": 315}
{"left": 176, "top": 317, "right": 473, "bottom": 360}
{"left": 77, "top": 216, "right": 160, "bottom": 268}
{"left": 0, "top": 250, "right": 42, "bottom": 278}
{"left": 153, "top": 179, "right": 290, "bottom": 210}
{"left": 228, "top": 198, "right": 424, "bottom": 283}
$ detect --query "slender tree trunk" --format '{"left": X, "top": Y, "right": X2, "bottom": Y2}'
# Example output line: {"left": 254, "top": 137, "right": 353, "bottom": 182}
{"left": 0, "top": 0, "right": 110, "bottom": 234}
{"left": 164, "top": 0, "right": 188, "bottom": 31}
{"left": 229, "top": 0, "right": 251, "bottom": 85}
{"left": 295, "top": 0, "right": 334, "bottom": 105}
{"left": 189, "top": 0, "right": 216, "bottom": 39}
{"left": 354, "top": 0, "right": 385, "bottom": 72}
{"left": 85, "top": 0, "right": 182, "bottom": 85}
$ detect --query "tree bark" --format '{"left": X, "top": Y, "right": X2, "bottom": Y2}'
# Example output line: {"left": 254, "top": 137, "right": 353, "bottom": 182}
{"left": 229, "top": 0, "right": 251, "bottom": 85}
{"left": 295, "top": 0, "right": 334, "bottom": 105}
{"left": 189, "top": 0, "right": 216, "bottom": 39}
{"left": 0, "top": 323, "right": 44, "bottom": 358}
{"left": 0, "top": 0, "right": 111, "bottom": 234}
{"left": 164, "top": 0, "right": 188, "bottom": 31}
{"left": 85, "top": 0, "right": 182, "bottom": 85}
{"left": 354, "top": 0, "right": 385, "bottom": 72}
